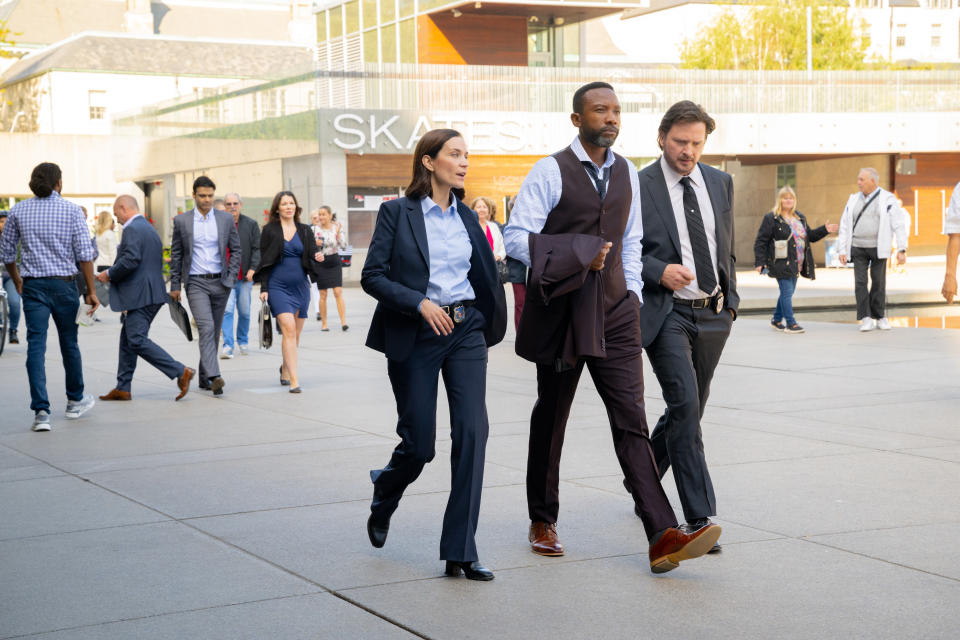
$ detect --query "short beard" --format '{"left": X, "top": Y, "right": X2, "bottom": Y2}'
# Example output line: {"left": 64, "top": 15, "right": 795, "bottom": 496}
{"left": 586, "top": 131, "right": 616, "bottom": 148}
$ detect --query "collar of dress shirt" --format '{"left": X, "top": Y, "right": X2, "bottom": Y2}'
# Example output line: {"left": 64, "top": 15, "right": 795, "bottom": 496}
{"left": 570, "top": 135, "right": 615, "bottom": 171}
{"left": 421, "top": 193, "right": 458, "bottom": 216}
{"left": 193, "top": 207, "right": 214, "bottom": 220}
{"left": 660, "top": 155, "right": 704, "bottom": 190}
{"left": 122, "top": 213, "right": 143, "bottom": 229}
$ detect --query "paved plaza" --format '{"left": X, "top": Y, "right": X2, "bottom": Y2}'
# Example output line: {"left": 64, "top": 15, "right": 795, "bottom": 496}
{"left": 1, "top": 271, "right": 958, "bottom": 639}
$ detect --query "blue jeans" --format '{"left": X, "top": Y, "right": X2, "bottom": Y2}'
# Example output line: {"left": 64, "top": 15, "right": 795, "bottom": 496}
{"left": 772, "top": 277, "right": 798, "bottom": 326}
{"left": 3, "top": 276, "right": 21, "bottom": 331}
{"left": 21, "top": 278, "right": 84, "bottom": 413}
{"left": 221, "top": 279, "right": 252, "bottom": 349}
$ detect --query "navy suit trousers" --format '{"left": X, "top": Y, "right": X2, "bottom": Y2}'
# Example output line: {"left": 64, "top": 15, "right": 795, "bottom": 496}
{"left": 370, "top": 308, "right": 489, "bottom": 562}
{"left": 117, "top": 303, "right": 185, "bottom": 391}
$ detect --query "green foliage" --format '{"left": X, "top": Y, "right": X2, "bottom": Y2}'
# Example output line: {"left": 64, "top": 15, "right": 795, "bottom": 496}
{"left": 1, "top": 18, "right": 19, "bottom": 58}
{"left": 680, "top": 0, "right": 870, "bottom": 71}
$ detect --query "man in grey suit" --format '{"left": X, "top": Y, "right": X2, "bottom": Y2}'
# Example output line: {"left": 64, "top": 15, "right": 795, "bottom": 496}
{"left": 169, "top": 176, "right": 241, "bottom": 396}
{"left": 633, "top": 101, "right": 739, "bottom": 551}
{"left": 96, "top": 196, "right": 195, "bottom": 401}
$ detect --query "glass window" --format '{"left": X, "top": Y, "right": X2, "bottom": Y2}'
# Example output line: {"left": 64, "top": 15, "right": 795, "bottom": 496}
{"left": 316, "top": 11, "right": 327, "bottom": 41}
{"left": 345, "top": 1, "right": 359, "bottom": 33}
{"left": 381, "top": 24, "right": 397, "bottom": 63}
{"left": 418, "top": 0, "right": 448, "bottom": 11}
{"left": 88, "top": 90, "right": 107, "bottom": 120}
{"left": 896, "top": 36, "right": 906, "bottom": 47}
{"left": 381, "top": 0, "right": 396, "bottom": 23}
{"left": 399, "top": 18, "right": 415, "bottom": 63}
{"left": 932, "top": 35, "right": 942, "bottom": 47}
{"left": 364, "top": 29, "right": 378, "bottom": 63}
{"left": 398, "top": 0, "right": 414, "bottom": 19}
{"left": 776, "top": 165, "right": 796, "bottom": 190}
{"left": 329, "top": 8, "right": 343, "bottom": 39}
{"left": 363, "top": 0, "right": 377, "bottom": 29}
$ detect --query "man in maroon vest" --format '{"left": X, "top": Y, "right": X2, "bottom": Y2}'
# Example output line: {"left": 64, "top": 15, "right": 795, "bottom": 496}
{"left": 504, "top": 82, "right": 720, "bottom": 574}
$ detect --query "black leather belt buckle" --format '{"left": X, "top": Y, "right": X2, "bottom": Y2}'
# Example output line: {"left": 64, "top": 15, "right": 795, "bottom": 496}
{"left": 691, "top": 298, "right": 709, "bottom": 309}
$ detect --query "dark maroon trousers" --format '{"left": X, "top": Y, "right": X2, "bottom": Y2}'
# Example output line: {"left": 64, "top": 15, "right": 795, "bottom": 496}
{"left": 525, "top": 294, "right": 678, "bottom": 540}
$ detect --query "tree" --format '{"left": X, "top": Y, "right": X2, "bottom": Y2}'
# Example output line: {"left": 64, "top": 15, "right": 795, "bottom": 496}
{"left": 680, "top": 0, "right": 870, "bottom": 71}
{"left": 1, "top": 17, "right": 18, "bottom": 59}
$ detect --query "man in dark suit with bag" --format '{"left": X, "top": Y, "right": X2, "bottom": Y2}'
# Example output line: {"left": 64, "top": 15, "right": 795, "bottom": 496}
{"left": 633, "top": 100, "right": 739, "bottom": 551}
{"left": 96, "top": 196, "right": 194, "bottom": 401}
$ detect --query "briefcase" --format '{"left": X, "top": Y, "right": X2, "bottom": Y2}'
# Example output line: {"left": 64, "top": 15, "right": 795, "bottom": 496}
{"left": 168, "top": 299, "right": 193, "bottom": 341}
{"left": 259, "top": 302, "right": 273, "bottom": 349}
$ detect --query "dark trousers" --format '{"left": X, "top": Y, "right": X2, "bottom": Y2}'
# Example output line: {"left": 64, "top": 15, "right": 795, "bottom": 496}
{"left": 527, "top": 295, "right": 677, "bottom": 540}
{"left": 646, "top": 304, "right": 732, "bottom": 523}
{"left": 851, "top": 246, "right": 887, "bottom": 320}
{"left": 371, "top": 308, "right": 489, "bottom": 562}
{"left": 21, "top": 278, "right": 84, "bottom": 413}
{"left": 117, "top": 303, "right": 185, "bottom": 392}
{"left": 185, "top": 277, "right": 230, "bottom": 385}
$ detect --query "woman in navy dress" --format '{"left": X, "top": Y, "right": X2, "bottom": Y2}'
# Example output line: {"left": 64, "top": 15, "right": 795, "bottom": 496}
{"left": 255, "top": 191, "right": 322, "bottom": 392}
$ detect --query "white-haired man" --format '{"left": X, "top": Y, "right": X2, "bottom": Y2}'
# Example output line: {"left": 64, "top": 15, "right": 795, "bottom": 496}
{"left": 836, "top": 168, "right": 907, "bottom": 331}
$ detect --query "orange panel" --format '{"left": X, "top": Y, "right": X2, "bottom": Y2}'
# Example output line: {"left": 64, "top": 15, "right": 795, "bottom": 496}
{"left": 417, "top": 15, "right": 466, "bottom": 65}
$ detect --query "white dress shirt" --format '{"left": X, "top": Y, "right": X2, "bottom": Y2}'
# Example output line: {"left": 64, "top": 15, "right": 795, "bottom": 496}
{"left": 189, "top": 208, "right": 222, "bottom": 275}
{"left": 660, "top": 156, "right": 720, "bottom": 299}
{"left": 945, "top": 181, "right": 960, "bottom": 235}
{"left": 503, "top": 135, "right": 644, "bottom": 300}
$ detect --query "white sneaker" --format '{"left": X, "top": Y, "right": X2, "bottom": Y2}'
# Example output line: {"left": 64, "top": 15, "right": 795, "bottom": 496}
{"left": 876, "top": 317, "right": 891, "bottom": 330}
{"left": 859, "top": 318, "right": 876, "bottom": 332}
{"left": 64, "top": 394, "right": 95, "bottom": 419}
{"left": 220, "top": 346, "right": 234, "bottom": 359}
{"left": 238, "top": 345, "right": 248, "bottom": 356}
{"left": 31, "top": 410, "right": 51, "bottom": 432}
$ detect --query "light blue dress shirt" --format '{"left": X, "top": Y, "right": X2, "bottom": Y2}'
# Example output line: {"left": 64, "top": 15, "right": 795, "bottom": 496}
{"left": 189, "top": 208, "right": 222, "bottom": 275}
{"left": 421, "top": 195, "right": 475, "bottom": 306}
{"left": 503, "top": 135, "right": 644, "bottom": 302}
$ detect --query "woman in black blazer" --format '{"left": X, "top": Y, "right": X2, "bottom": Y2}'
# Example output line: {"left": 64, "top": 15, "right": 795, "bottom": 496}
{"left": 361, "top": 129, "right": 506, "bottom": 581}
{"left": 753, "top": 186, "right": 838, "bottom": 334}
{"left": 254, "top": 191, "right": 322, "bottom": 392}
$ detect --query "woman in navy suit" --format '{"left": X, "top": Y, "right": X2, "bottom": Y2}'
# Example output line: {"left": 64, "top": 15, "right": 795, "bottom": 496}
{"left": 361, "top": 129, "right": 506, "bottom": 581}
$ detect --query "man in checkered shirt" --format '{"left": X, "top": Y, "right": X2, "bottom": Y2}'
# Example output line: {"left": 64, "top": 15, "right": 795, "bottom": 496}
{"left": 1, "top": 163, "right": 100, "bottom": 432}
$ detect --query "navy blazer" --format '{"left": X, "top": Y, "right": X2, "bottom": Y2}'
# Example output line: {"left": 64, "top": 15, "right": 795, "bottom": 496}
{"left": 107, "top": 215, "right": 170, "bottom": 311}
{"left": 361, "top": 196, "right": 507, "bottom": 362}
{"left": 636, "top": 160, "right": 740, "bottom": 348}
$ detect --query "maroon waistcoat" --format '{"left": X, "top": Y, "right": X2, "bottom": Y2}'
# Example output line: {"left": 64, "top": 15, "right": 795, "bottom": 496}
{"left": 515, "top": 146, "right": 632, "bottom": 364}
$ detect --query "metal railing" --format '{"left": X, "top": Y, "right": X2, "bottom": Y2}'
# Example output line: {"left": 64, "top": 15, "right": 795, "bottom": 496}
{"left": 114, "top": 63, "right": 960, "bottom": 138}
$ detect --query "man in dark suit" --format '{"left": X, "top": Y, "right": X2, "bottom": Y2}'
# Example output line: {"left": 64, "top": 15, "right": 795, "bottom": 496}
{"left": 505, "top": 84, "right": 720, "bottom": 574}
{"left": 97, "top": 196, "right": 194, "bottom": 401}
{"left": 635, "top": 101, "right": 739, "bottom": 550}
{"left": 169, "top": 176, "right": 241, "bottom": 396}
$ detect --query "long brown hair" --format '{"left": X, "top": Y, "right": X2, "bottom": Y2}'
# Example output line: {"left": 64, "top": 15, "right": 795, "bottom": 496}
{"left": 268, "top": 190, "right": 301, "bottom": 223}
{"left": 405, "top": 129, "right": 465, "bottom": 202}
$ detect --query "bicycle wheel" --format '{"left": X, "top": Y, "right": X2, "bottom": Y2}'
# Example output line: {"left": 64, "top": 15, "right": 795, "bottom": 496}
{"left": 0, "top": 295, "right": 8, "bottom": 357}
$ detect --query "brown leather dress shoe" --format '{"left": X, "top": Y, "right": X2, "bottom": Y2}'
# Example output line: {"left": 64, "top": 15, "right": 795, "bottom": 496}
{"left": 175, "top": 367, "right": 195, "bottom": 401}
{"left": 99, "top": 389, "right": 131, "bottom": 401}
{"left": 649, "top": 524, "right": 722, "bottom": 574}
{"left": 529, "top": 521, "right": 564, "bottom": 556}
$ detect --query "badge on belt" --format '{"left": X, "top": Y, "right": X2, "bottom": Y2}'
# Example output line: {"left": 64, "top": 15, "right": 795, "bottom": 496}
{"left": 453, "top": 304, "right": 466, "bottom": 323}
{"left": 713, "top": 292, "right": 725, "bottom": 315}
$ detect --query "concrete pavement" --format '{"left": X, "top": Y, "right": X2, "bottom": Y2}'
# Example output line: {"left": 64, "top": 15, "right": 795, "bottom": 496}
{"left": 1, "top": 281, "right": 958, "bottom": 639}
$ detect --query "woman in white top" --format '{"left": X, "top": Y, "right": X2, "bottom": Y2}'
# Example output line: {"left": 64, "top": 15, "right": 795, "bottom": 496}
{"left": 311, "top": 205, "right": 349, "bottom": 331}
{"left": 471, "top": 197, "right": 506, "bottom": 262}
{"left": 94, "top": 210, "right": 119, "bottom": 271}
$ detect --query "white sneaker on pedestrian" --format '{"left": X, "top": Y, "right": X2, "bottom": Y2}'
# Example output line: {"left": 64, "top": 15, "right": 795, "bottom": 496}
{"left": 238, "top": 345, "right": 248, "bottom": 356}
{"left": 220, "top": 346, "right": 234, "bottom": 359}
{"left": 64, "top": 394, "right": 95, "bottom": 419}
{"left": 859, "top": 318, "right": 876, "bottom": 332}
{"left": 876, "top": 317, "right": 891, "bottom": 330}
{"left": 31, "top": 410, "right": 51, "bottom": 432}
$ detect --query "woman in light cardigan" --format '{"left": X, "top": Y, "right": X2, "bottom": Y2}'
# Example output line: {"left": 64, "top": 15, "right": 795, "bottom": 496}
{"left": 93, "top": 210, "right": 119, "bottom": 272}
{"left": 471, "top": 196, "right": 505, "bottom": 262}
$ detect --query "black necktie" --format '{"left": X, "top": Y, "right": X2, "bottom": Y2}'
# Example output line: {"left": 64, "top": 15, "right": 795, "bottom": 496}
{"left": 582, "top": 162, "right": 608, "bottom": 200}
{"left": 680, "top": 176, "right": 717, "bottom": 295}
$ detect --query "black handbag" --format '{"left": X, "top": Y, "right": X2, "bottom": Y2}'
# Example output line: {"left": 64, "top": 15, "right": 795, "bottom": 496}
{"left": 259, "top": 302, "right": 273, "bottom": 349}
{"left": 496, "top": 260, "right": 510, "bottom": 284}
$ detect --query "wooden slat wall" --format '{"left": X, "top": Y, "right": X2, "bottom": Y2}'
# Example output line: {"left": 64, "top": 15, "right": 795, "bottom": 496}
{"left": 418, "top": 14, "right": 527, "bottom": 66}
{"left": 893, "top": 153, "right": 960, "bottom": 255}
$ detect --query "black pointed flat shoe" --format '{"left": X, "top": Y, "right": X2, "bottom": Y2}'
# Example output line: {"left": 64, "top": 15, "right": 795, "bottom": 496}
{"left": 279, "top": 365, "right": 290, "bottom": 386}
{"left": 367, "top": 514, "right": 389, "bottom": 548}
{"left": 444, "top": 560, "right": 494, "bottom": 581}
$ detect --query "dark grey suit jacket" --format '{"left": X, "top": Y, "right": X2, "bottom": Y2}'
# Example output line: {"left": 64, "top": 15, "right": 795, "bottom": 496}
{"left": 169, "top": 208, "right": 241, "bottom": 291}
{"left": 637, "top": 160, "right": 739, "bottom": 348}
{"left": 106, "top": 216, "right": 169, "bottom": 312}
